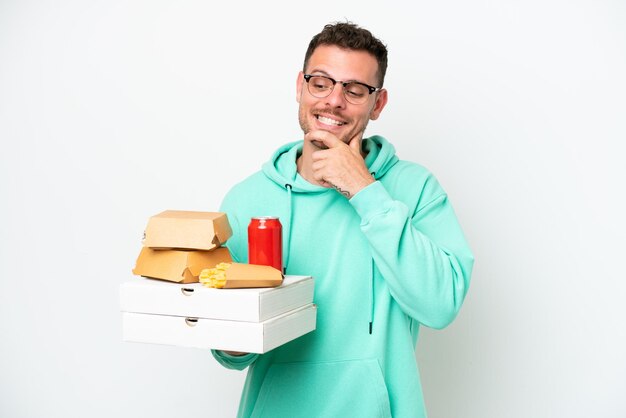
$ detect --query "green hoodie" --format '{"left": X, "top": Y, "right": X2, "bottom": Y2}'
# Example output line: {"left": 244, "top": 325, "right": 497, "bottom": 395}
{"left": 212, "top": 135, "right": 474, "bottom": 418}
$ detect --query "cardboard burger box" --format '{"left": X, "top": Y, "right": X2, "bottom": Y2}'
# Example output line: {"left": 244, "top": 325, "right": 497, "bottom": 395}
{"left": 143, "top": 210, "right": 232, "bottom": 251}
{"left": 132, "top": 246, "right": 233, "bottom": 284}
{"left": 120, "top": 275, "right": 317, "bottom": 353}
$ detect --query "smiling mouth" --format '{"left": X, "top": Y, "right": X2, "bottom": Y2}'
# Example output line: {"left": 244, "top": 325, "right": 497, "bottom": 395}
{"left": 316, "top": 114, "right": 345, "bottom": 127}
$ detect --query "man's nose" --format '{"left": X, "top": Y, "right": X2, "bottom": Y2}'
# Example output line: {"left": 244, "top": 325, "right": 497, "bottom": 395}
{"left": 325, "top": 84, "right": 347, "bottom": 108}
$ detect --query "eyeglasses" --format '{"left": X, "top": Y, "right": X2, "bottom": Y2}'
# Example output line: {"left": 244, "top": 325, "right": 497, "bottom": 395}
{"left": 303, "top": 74, "right": 381, "bottom": 105}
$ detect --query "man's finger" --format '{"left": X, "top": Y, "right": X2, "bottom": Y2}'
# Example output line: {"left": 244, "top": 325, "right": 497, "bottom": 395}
{"left": 305, "top": 130, "right": 342, "bottom": 149}
{"left": 348, "top": 134, "right": 362, "bottom": 154}
{"left": 311, "top": 149, "right": 330, "bottom": 161}
{"left": 311, "top": 160, "right": 326, "bottom": 172}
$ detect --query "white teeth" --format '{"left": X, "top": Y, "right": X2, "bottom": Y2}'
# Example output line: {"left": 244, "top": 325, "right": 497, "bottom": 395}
{"left": 317, "top": 115, "right": 343, "bottom": 126}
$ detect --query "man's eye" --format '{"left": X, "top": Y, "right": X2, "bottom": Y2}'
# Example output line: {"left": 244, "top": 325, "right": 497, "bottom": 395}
{"left": 312, "top": 78, "right": 331, "bottom": 89}
{"left": 346, "top": 85, "right": 366, "bottom": 97}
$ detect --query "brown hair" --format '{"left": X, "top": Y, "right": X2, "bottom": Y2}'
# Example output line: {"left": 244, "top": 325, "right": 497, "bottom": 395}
{"left": 303, "top": 21, "right": 388, "bottom": 87}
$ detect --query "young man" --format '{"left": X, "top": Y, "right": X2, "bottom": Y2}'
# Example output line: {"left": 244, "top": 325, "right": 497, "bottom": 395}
{"left": 212, "top": 22, "right": 474, "bottom": 418}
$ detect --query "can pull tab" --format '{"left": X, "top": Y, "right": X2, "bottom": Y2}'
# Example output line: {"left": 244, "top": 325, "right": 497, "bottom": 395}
{"left": 181, "top": 287, "right": 194, "bottom": 296}
{"left": 185, "top": 317, "right": 199, "bottom": 327}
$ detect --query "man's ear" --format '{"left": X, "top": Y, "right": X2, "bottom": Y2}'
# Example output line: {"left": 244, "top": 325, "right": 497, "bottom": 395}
{"left": 296, "top": 72, "right": 304, "bottom": 103}
{"left": 369, "top": 88, "right": 388, "bottom": 121}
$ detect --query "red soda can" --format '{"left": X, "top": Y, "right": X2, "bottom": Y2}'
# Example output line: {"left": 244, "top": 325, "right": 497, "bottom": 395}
{"left": 248, "top": 217, "right": 283, "bottom": 273}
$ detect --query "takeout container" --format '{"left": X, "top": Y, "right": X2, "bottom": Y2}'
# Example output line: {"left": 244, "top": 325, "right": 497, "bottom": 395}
{"left": 143, "top": 210, "right": 232, "bottom": 250}
{"left": 200, "top": 262, "right": 283, "bottom": 288}
{"left": 121, "top": 275, "right": 315, "bottom": 322}
{"left": 132, "top": 246, "right": 233, "bottom": 284}
{"left": 120, "top": 275, "right": 316, "bottom": 353}
{"left": 122, "top": 303, "right": 317, "bottom": 354}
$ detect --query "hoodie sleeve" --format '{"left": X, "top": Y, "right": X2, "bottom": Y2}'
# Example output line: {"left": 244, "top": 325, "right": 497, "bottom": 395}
{"left": 211, "top": 349, "right": 259, "bottom": 370}
{"left": 349, "top": 177, "right": 474, "bottom": 330}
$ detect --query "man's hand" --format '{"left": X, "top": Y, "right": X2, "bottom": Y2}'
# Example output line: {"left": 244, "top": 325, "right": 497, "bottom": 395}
{"left": 223, "top": 350, "right": 248, "bottom": 356}
{"left": 307, "top": 130, "right": 374, "bottom": 198}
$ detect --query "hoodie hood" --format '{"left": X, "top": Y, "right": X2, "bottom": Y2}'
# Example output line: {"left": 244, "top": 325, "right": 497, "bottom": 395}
{"left": 261, "top": 135, "right": 399, "bottom": 192}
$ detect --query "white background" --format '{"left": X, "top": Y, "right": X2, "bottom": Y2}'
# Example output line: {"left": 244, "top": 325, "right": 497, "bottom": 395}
{"left": 1, "top": 1, "right": 625, "bottom": 417}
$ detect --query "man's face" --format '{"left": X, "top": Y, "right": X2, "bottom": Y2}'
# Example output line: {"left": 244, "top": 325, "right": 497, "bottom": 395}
{"left": 296, "top": 45, "right": 388, "bottom": 145}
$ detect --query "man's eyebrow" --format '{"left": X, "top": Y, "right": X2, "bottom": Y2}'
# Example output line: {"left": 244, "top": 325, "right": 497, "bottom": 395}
{"left": 307, "top": 69, "right": 332, "bottom": 77}
{"left": 307, "top": 70, "right": 365, "bottom": 84}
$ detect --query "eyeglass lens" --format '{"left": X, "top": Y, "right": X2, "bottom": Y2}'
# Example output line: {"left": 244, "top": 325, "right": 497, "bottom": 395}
{"left": 307, "top": 76, "right": 370, "bottom": 104}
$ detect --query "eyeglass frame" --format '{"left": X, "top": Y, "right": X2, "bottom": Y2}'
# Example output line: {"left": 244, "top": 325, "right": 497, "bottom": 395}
{"left": 302, "top": 74, "right": 382, "bottom": 104}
